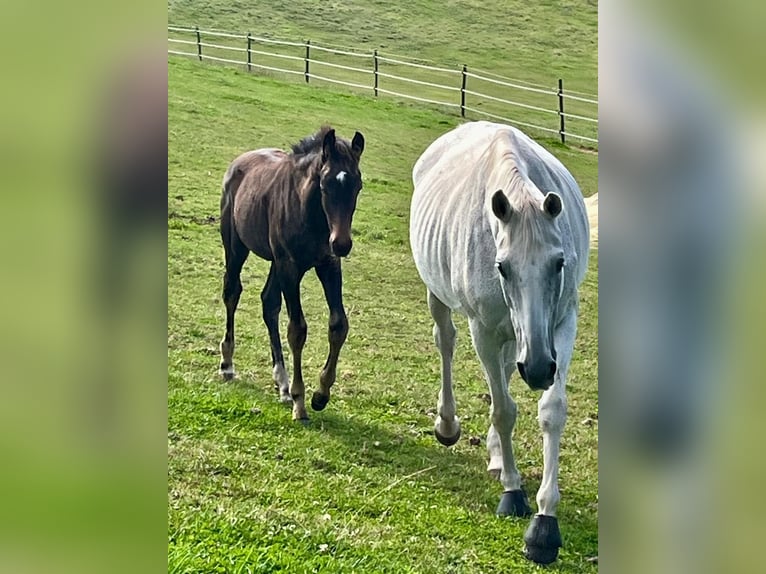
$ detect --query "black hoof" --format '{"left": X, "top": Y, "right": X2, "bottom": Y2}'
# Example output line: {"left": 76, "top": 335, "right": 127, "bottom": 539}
{"left": 434, "top": 426, "right": 461, "bottom": 447}
{"left": 311, "top": 392, "right": 330, "bottom": 411}
{"left": 219, "top": 365, "right": 235, "bottom": 381}
{"left": 496, "top": 489, "right": 532, "bottom": 518}
{"left": 524, "top": 515, "right": 562, "bottom": 564}
{"left": 296, "top": 417, "right": 311, "bottom": 427}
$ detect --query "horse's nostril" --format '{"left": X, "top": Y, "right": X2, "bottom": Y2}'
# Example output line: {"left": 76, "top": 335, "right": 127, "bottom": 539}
{"left": 548, "top": 361, "right": 557, "bottom": 379}
{"left": 516, "top": 361, "right": 527, "bottom": 382}
{"left": 331, "top": 238, "right": 352, "bottom": 257}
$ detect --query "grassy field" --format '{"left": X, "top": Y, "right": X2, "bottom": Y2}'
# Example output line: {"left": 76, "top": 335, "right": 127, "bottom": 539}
{"left": 168, "top": 0, "right": 598, "bottom": 145}
{"left": 168, "top": 0, "right": 596, "bottom": 90}
{"left": 168, "top": 54, "right": 597, "bottom": 573}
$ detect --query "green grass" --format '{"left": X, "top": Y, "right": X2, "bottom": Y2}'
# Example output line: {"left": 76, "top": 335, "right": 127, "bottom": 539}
{"left": 168, "top": 0, "right": 596, "bottom": 90}
{"left": 168, "top": 0, "right": 598, "bottom": 145}
{"left": 168, "top": 56, "right": 597, "bottom": 573}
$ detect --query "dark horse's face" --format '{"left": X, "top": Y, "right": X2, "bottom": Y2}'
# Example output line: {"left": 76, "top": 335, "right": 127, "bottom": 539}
{"left": 319, "top": 129, "right": 365, "bottom": 257}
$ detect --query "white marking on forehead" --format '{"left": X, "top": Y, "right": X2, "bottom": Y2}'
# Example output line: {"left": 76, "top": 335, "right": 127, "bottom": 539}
{"left": 336, "top": 171, "right": 347, "bottom": 184}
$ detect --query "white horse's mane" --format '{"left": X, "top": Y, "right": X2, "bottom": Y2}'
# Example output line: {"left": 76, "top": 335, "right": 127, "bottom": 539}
{"left": 487, "top": 148, "right": 554, "bottom": 253}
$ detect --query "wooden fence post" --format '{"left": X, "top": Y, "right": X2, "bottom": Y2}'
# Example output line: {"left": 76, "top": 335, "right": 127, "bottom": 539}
{"left": 247, "top": 33, "right": 252, "bottom": 72}
{"left": 460, "top": 65, "right": 467, "bottom": 118}
{"left": 196, "top": 26, "right": 202, "bottom": 61}
{"left": 305, "top": 40, "right": 310, "bottom": 83}
{"left": 373, "top": 49, "right": 379, "bottom": 97}
{"left": 558, "top": 78, "right": 566, "bottom": 144}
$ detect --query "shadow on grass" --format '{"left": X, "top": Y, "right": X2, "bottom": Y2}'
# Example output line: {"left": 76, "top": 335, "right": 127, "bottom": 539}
{"left": 242, "top": 378, "right": 540, "bottom": 514}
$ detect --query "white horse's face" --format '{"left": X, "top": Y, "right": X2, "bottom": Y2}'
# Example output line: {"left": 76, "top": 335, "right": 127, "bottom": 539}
{"left": 492, "top": 189, "right": 565, "bottom": 391}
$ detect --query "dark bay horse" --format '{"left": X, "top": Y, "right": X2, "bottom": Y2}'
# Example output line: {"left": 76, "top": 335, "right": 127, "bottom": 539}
{"left": 219, "top": 126, "right": 365, "bottom": 422}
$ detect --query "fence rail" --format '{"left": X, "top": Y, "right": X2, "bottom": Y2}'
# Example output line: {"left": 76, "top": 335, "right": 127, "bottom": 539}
{"left": 168, "top": 26, "right": 598, "bottom": 146}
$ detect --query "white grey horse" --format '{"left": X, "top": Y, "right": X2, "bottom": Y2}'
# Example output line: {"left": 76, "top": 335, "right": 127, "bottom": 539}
{"left": 409, "top": 121, "right": 589, "bottom": 564}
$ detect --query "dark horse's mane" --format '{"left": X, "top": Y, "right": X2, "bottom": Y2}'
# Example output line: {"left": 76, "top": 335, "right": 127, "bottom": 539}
{"left": 291, "top": 126, "right": 334, "bottom": 158}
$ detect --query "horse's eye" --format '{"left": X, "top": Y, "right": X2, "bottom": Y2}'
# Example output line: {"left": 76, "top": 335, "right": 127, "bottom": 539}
{"left": 496, "top": 261, "right": 507, "bottom": 279}
{"left": 556, "top": 258, "right": 565, "bottom": 273}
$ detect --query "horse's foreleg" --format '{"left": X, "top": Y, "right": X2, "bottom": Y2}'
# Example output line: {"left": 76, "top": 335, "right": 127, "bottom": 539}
{"left": 469, "top": 319, "right": 531, "bottom": 518}
{"left": 524, "top": 310, "right": 576, "bottom": 564}
{"left": 312, "top": 259, "right": 348, "bottom": 412}
{"left": 279, "top": 265, "right": 308, "bottom": 422}
{"left": 428, "top": 290, "right": 460, "bottom": 446}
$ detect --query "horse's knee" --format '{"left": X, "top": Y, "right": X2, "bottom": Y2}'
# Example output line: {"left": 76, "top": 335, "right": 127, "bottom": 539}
{"left": 288, "top": 317, "right": 307, "bottom": 347}
{"left": 538, "top": 396, "right": 567, "bottom": 433}
{"left": 223, "top": 275, "right": 242, "bottom": 302}
{"left": 491, "top": 397, "right": 518, "bottom": 433}
{"left": 261, "top": 298, "right": 281, "bottom": 328}
{"left": 328, "top": 313, "right": 348, "bottom": 345}
{"left": 433, "top": 321, "right": 456, "bottom": 351}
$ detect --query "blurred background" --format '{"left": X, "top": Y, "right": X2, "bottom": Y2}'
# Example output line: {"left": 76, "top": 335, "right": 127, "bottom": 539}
{"left": 0, "top": 2, "right": 166, "bottom": 573}
{"left": 600, "top": 0, "right": 764, "bottom": 572}
{"left": 0, "top": 0, "right": 762, "bottom": 572}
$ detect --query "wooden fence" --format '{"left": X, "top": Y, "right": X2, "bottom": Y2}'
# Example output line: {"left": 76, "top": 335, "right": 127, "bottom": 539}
{"left": 168, "top": 26, "right": 598, "bottom": 146}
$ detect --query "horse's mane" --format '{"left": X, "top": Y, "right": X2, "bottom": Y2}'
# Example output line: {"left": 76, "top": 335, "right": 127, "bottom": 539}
{"left": 488, "top": 142, "right": 554, "bottom": 252}
{"left": 290, "top": 126, "right": 334, "bottom": 158}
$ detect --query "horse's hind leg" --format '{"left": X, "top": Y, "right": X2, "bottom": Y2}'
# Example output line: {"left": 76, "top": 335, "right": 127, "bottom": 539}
{"left": 219, "top": 226, "right": 249, "bottom": 380}
{"left": 311, "top": 258, "right": 348, "bottom": 412}
{"left": 428, "top": 290, "right": 461, "bottom": 446}
{"left": 488, "top": 340, "right": 519, "bottom": 478}
{"left": 261, "top": 263, "right": 291, "bottom": 404}
{"left": 469, "top": 318, "right": 531, "bottom": 519}
{"left": 277, "top": 263, "right": 309, "bottom": 422}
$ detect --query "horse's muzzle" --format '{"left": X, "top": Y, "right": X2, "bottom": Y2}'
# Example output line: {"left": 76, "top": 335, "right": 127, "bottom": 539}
{"left": 330, "top": 235, "right": 352, "bottom": 257}
{"left": 517, "top": 360, "right": 556, "bottom": 391}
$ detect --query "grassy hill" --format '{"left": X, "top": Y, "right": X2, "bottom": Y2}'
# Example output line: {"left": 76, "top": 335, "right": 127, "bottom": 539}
{"left": 168, "top": 0, "right": 597, "bottom": 94}
{"left": 168, "top": 56, "right": 598, "bottom": 573}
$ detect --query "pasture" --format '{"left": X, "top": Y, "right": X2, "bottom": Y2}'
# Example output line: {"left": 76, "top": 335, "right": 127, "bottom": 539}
{"left": 168, "top": 0, "right": 597, "bottom": 92}
{"left": 168, "top": 57, "right": 597, "bottom": 572}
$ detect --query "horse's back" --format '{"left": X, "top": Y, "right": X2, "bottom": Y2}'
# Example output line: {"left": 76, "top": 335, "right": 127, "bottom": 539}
{"left": 410, "top": 122, "right": 503, "bottom": 314}
{"left": 221, "top": 148, "right": 287, "bottom": 259}
{"left": 223, "top": 148, "right": 284, "bottom": 195}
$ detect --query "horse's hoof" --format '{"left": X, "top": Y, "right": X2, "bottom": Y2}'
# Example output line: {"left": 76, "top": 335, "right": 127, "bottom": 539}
{"left": 496, "top": 489, "right": 532, "bottom": 518}
{"left": 311, "top": 391, "right": 330, "bottom": 411}
{"left": 434, "top": 425, "right": 461, "bottom": 447}
{"left": 296, "top": 417, "right": 311, "bottom": 427}
{"left": 219, "top": 365, "right": 235, "bottom": 381}
{"left": 523, "top": 515, "right": 562, "bottom": 564}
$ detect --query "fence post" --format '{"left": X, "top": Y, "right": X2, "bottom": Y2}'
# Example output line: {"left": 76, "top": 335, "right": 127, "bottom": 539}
{"left": 558, "top": 78, "right": 565, "bottom": 144}
{"left": 196, "top": 26, "right": 202, "bottom": 61}
{"left": 305, "top": 40, "right": 310, "bottom": 83}
{"left": 460, "top": 65, "right": 467, "bottom": 118}
{"left": 373, "top": 49, "right": 379, "bottom": 97}
{"left": 247, "top": 32, "right": 252, "bottom": 72}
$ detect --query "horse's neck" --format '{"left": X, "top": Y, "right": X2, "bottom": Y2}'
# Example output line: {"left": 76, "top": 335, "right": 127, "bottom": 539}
{"left": 293, "top": 165, "right": 328, "bottom": 234}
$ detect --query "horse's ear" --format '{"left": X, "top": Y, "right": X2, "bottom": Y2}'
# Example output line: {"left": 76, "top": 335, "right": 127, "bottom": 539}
{"left": 543, "top": 192, "right": 563, "bottom": 218}
{"left": 322, "top": 129, "right": 336, "bottom": 162}
{"left": 351, "top": 131, "right": 365, "bottom": 157}
{"left": 491, "top": 190, "right": 512, "bottom": 223}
